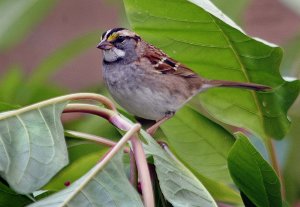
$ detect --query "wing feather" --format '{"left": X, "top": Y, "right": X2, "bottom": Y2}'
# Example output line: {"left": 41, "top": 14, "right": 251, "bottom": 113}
{"left": 143, "top": 43, "right": 198, "bottom": 78}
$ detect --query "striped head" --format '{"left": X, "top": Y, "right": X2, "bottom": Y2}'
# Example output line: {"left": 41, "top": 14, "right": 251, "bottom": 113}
{"left": 97, "top": 28, "right": 141, "bottom": 63}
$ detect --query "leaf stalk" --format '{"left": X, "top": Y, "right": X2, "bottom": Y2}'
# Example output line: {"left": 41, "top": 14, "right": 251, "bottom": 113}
{"left": 265, "top": 138, "right": 286, "bottom": 199}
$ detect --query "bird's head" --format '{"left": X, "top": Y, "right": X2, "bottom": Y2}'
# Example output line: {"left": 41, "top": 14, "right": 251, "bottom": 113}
{"left": 97, "top": 28, "right": 141, "bottom": 63}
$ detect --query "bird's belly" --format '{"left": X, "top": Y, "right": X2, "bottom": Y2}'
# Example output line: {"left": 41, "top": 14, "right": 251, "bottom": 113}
{"left": 103, "top": 67, "right": 185, "bottom": 120}
{"left": 109, "top": 83, "right": 181, "bottom": 120}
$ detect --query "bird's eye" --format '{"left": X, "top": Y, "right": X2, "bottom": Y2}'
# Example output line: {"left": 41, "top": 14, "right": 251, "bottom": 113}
{"left": 115, "top": 36, "right": 126, "bottom": 43}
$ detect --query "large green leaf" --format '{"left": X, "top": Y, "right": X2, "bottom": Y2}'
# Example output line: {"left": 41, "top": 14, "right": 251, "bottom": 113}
{"left": 123, "top": 0, "right": 300, "bottom": 140}
{"left": 194, "top": 173, "right": 242, "bottom": 204}
{"left": 160, "top": 106, "right": 235, "bottom": 183}
{"left": 228, "top": 133, "right": 282, "bottom": 207}
{"left": 118, "top": 114, "right": 240, "bottom": 204}
{"left": 0, "top": 101, "right": 69, "bottom": 194}
{"left": 28, "top": 152, "right": 144, "bottom": 207}
{"left": 139, "top": 129, "right": 217, "bottom": 207}
{"left": 43, "top": 138, "right": 108, "bottom": 191}
{"left": 0, "top": 0, "right": 57, "bottom": 50}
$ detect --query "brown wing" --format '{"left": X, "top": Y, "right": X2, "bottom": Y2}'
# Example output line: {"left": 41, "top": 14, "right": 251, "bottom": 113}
{"left": 143, "top": 43, "right": 199, "bottom": 78}
{"left": 139, "top": 41, "right": 271, "bottom": 92}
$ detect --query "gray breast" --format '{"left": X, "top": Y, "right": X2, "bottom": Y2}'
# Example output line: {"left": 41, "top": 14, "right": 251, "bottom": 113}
{"left": 102, "top": 63, "right": 190, "bottom": 120}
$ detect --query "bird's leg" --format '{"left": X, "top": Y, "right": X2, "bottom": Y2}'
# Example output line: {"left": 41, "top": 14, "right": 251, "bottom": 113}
{"left": 146, "top": 112, "right": 174, "bottom": 136}
{"left": 146, "top": 116, "right": 170, "bottom": 136}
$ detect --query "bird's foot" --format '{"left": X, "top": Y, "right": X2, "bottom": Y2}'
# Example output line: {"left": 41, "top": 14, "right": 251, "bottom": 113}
{"left": 146, "top": 112, "right": 174, "bottom": 136}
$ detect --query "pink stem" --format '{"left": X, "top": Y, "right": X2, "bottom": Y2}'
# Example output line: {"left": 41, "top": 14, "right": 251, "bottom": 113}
{"left": 110, "top": 115, "right": 154, "bottom": 207}
{"left": 130, "top": 150, "right": 138, "bottom": 188}
{"left": 63, "top": 103, "right": 154, "bottom": 207}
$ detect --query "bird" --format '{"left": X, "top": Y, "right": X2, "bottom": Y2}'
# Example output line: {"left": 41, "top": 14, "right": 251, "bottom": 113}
{"left": 97, "top": 28, "right": 271, "bottom": 133}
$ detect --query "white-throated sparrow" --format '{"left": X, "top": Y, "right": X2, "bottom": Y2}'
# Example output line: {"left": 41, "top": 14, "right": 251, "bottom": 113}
{"left": 97, "top": 28, "right": 270, "bottom": 124}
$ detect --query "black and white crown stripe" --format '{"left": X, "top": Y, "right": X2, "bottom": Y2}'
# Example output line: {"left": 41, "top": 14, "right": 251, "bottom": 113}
{"left": 101, "top": 28, "right": 126, "bottom": 40}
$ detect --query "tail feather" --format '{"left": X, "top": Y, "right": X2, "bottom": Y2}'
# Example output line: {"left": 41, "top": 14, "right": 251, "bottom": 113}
{"left": 206, "top": 80, "right": 271, "bottom": 91}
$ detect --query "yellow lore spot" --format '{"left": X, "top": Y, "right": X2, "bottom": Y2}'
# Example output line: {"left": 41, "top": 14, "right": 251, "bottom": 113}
{"left": 107, "top": 33, "right": 119, "bottom": 42}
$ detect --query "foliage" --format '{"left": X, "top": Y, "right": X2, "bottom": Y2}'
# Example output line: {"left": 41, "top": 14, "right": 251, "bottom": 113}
{"left": 0, "top": 0, "right": 299, "bottom": 206}
{"left": 228, "top": 134, "right": 282, "bottom": 207}
{"left": 0, "top": 102, "right": 68, "bottom": 194}
{"left": 124, "top": 0, "right": 299, "bottom": 140}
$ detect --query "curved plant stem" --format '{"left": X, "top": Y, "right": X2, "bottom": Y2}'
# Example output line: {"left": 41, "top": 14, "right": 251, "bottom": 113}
{"left": 130, "top": 150, "right": 138, "bottom": 188}
{"left": 63, "top": 103, "right": 115, "bottom": 120}
{"left": 65, "top": 130, "right": 130, "bottom": 153}
{"left": 265, "top": 138, "right": 285, "bottom": 199}
{"left": 67, "top": 93, "right": 117, "bottom": 111}
{"left": 63, "top": 103, "right": 154, "bottom": 207}
{"left": 110, "top": 116, "right": 155, "bottom": 207}
{"left": 131, "top": 135, "right": 154, "bottom": 207}
{"left": 0, "top": 93, "right": 116, "bottom": 121}
{"left": 61, "top": 123, "right": 141, "bottom": 206}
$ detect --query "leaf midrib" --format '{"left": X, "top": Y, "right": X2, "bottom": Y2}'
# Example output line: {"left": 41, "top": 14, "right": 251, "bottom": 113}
{"left": 206, "top": 13, "right": 264, "bottom": 134}
{"left": 243, "top": 139, "right": 270, "bottom": 206}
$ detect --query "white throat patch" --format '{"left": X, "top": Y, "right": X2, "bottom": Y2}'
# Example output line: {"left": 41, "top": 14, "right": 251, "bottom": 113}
{"left": 103, "top": 48, "right": 125, "bottom": 62}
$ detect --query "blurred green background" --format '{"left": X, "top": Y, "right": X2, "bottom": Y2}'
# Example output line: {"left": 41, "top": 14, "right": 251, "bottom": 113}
{"left": 0, "top": 0, "right": 299, "bottom": 205}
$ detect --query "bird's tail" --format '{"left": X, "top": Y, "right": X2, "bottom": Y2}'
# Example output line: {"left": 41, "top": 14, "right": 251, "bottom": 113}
{"left": 205, "top": 79, "right": 271, "bottom": 91}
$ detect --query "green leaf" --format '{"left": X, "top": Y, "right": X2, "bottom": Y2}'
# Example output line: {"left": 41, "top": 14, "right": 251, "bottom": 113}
{"left": 123, "top": 0, "right": 300, "bottom": 139}
{"left": 158, "top": 106, "right": 242, "bottom": 203}
{"left": 160, "top": 106, "right": 235, "bottom": 183}
{"left": 0, "top": 0, "right": 57, "bottom": 50}
{"left": 0, "top": 182, "right": 32, "bottom": 207}
{"left": 122, "top": 114, "right": 241, "bottom": 204}
{"left": 28, "top": 152, "right": 144, "bottom": 207}
{"left": 140, "top": 129, "right": 217, "bottom": 207}
{"left": 0, "top": 101, "right": 69, "bottom": 194}
{"left": 240, "top": 191, "right": 256, "bottom": 207}
{"left": 228, "top": 133, "right": 282, "bottom": 207}
{"left": 151, "top": 165, "right": 173, "bottom": 207}
{"left": 195, "top": 174, "right": 242, "bottom": 204}
{"left": 43, "top": 138, "right": 108, "bottom": 191}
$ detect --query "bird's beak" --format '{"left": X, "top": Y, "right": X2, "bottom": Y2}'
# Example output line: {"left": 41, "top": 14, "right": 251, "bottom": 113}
{"left": 97, "top": 40, "right": 113, "bottom": 50}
